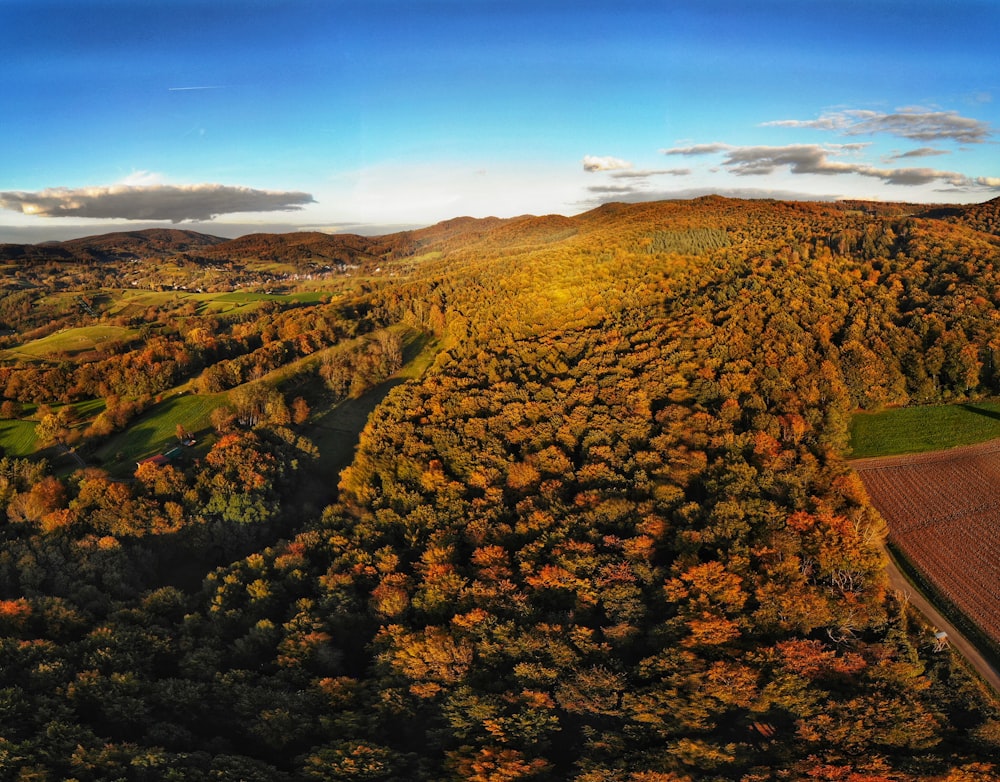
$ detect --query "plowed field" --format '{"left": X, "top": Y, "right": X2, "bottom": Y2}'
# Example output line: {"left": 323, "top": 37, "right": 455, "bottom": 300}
{"left": 853, "top": 440, "right": 1000, "bottom": 644}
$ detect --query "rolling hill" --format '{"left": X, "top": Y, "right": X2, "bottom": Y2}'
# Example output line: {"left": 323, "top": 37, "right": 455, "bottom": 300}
{"left": 3, "top": 197, "right": 1000, "bottom": 778}
{"left": 0, "top": 227, "right": 228, "bottom": 263}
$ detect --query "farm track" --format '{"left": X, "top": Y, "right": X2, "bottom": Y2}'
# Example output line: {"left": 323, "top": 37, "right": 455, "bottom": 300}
{"left": 881, "top": 543, "right": 1000, "bottom": 694}
{"left": 853, "top": 439, "right": 1000, "bottom": 693}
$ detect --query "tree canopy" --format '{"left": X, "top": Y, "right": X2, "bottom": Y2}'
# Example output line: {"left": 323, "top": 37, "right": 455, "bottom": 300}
{"left": 1, "top": 197, "right": 1000, "bottom": 779}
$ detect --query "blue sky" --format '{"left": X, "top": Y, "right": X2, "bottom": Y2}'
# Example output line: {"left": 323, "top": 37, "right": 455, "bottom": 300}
{"left": 1, "top": 0, "right": 998, "bottom": 241}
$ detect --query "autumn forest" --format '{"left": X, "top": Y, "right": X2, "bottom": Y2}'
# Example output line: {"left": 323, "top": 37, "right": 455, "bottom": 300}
{"left": 2, "top": 196, "right": 1000, "bottom": 780}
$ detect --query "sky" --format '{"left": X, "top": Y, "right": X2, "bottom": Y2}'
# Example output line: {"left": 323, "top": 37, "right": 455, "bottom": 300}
{"left": 1, "top": 0, "right": 998, "bottom": 242}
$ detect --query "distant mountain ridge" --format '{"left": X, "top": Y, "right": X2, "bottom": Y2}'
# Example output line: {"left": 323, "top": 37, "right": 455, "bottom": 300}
{"left": 0, "top": 228, "right": 227, "bottom": 263}
{"left": 2, "top": 195, "right": 998, "bottom": 264}
{"left": 192, "top": 231, "right": 415, "bottom": 265}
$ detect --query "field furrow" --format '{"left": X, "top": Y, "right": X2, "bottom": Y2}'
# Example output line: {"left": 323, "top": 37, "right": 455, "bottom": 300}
{"left": 855, "top": 439, "right": 1000, "bottom": 644}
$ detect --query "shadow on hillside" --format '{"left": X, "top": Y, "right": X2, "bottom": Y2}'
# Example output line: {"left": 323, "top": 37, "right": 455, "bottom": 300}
{"left": 919, "top": 206, "right": 964, "bottom": 220}
{"left": 401, "top": 331, "right": 434, "bottom": 364}
{"left": 304, "top": 377, "right": 407, "bottom": 505}
{"left": 89, "top": 334, "right": 434, "bottom": 591}
{"left": 958, "top": 403, "right": 1000, "bottom": 422}
{"left": 150, "top": 378, "right": 410, "bottom": 592}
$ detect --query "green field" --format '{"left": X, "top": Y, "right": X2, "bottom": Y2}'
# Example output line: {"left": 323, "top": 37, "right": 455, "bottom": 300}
{"left": 0, "top": 419, "right": 38, "bottom": 457}
{"left": 306, "top": 386, "right": 401, "bottom": 490}
{"left": 0, "top": 322, "right": 436, "bottom": 477}
{"left": 94, "top": 392, "right": 227, "bottom": 469}
{"left": 102, "top": 288, "right": 331, "bottom": 320}
{"left": 105, "top": 289, "right": 179, "bottom": 314}
{"left": 849, "top": 400, "right": 1000, "bottom": 458}
{"left": 4, "top": 325, "right": 137, "bottom": 359}
{"left": 0, "top": 398, "right": 106, "bottom": 459}
{"left": 72, "top": 398, "right": 107, "bottom": 417}
{"left": 397, "top": 330, "right": 439, "bottom": 380}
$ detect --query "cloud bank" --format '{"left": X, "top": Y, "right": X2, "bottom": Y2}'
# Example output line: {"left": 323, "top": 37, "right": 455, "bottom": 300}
{"left": 582, "top": 152, "right": 694, "bottom": 204}
{"left": 0, "top": 184, "right": 316, "bottom": 222}
{"left": 657, "top": 143, "right": 733, "bottom": 157}
{"left": 583, "top": 105, "right": 996, "bottom": 207}
{"left": 761, "top": 109, "right": 992, "bottom": 144}
{"left": 662, "top": 142, "right": 998, "bottom": 190}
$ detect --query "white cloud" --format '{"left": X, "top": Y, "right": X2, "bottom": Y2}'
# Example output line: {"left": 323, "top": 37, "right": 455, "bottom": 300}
{"left": 587, "top": 184, "right": 641, "bottom": 195}
{"left": 660, "top": 143, "right": 734, "bottom": 156}
{"left": 582, "top": 155, "right": 633, "bottom": 172}
{"left": 659, "top": 141, "right": 1000, "bottom": 193}
{"left": 719, "top": 144, "right": 971, "bottom": 186}
{"left": 655, "top": 106, "right": 999, "bottom": 200}
{"left": 611, "top": 168, "right": 690, "bottom": 179}
{"left": 720, "top": 145, "right": 863, "bottom": 177}
{"left": 762, "top": 108, "right": 992, "bottom": 144}
{"left": 886, "top": 147, "right": 949, "bottom": 161}
{"left": 0, "top": 184, "right": 315, "bottom": 222}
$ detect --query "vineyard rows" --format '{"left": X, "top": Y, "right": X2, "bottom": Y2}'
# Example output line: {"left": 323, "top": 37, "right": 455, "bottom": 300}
{"left": 854, "top": 440, "right": 1000, "bottom": 643}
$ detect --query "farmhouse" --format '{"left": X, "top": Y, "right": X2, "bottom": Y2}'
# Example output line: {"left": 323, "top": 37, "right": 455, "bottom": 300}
{"left": 136, "top": 447, "right": 185, "bottom": 470}
{"left": 136, "top": 454, "right": 169, "bottom": 468}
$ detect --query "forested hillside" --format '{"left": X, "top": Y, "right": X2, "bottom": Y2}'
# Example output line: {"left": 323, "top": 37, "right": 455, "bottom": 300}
{"left": 2, "top": 197, "right": 1000, "bottom": 780}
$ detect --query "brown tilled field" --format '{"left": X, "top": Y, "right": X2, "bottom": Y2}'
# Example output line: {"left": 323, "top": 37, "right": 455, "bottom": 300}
{"left": 853, "top": 440, "right": 1000, "bottom": 644}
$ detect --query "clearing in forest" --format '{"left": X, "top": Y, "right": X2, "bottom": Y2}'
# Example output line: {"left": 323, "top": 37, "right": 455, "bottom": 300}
{"left": 853, "top": 440, "right": 1000, "bottom": 648}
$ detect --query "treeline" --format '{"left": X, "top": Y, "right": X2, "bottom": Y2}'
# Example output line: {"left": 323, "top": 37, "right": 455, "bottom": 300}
{"left": 0, "top": 298, "right": 386, "bottom": 406}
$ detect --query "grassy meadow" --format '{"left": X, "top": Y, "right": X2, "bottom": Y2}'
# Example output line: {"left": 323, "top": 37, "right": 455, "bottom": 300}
{"left": 3, "top": 325, "right": 138, "bottom": 360}
{"left": 94, "top": 392, "right": 227, "bottom": 470}
{"left": 849, "top": 400, "right": 1000, "bottom": 458}
{"left": 0, "top": 418, "right": 38, "bottom": 456}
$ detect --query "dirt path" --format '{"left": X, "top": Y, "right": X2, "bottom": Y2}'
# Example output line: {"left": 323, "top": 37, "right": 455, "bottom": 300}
{"left": 57, "top": 443, "right": 86, "bottom": 469}
{"left": 881, "top": 543, "right": 1000, "bottom": 694}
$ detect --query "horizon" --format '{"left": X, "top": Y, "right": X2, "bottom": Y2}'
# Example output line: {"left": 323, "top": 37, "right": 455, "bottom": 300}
{"left": 5, "top": 192, "right": 997, "bottom": 246}
{"left": 2, "top": 0, "right": 999, "bottom": 241}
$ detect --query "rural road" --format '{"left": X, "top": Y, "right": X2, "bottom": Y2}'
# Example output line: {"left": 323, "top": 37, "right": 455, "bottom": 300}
{"left": 881, "top": 544, "right": 1000, "bottom": 694}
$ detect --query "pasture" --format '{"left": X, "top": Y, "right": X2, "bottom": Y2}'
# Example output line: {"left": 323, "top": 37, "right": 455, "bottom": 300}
{"left": 849, "top": 400, "right": 1000, "bottom": 458}
{"left": 0, "top": 418, "right": 37, "bottom": 456}
{"left": 94, "top": 392, "right": 227, "bottom": 470}
{"left": 3, "top": 325, "right": 137, "bottom": 360}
